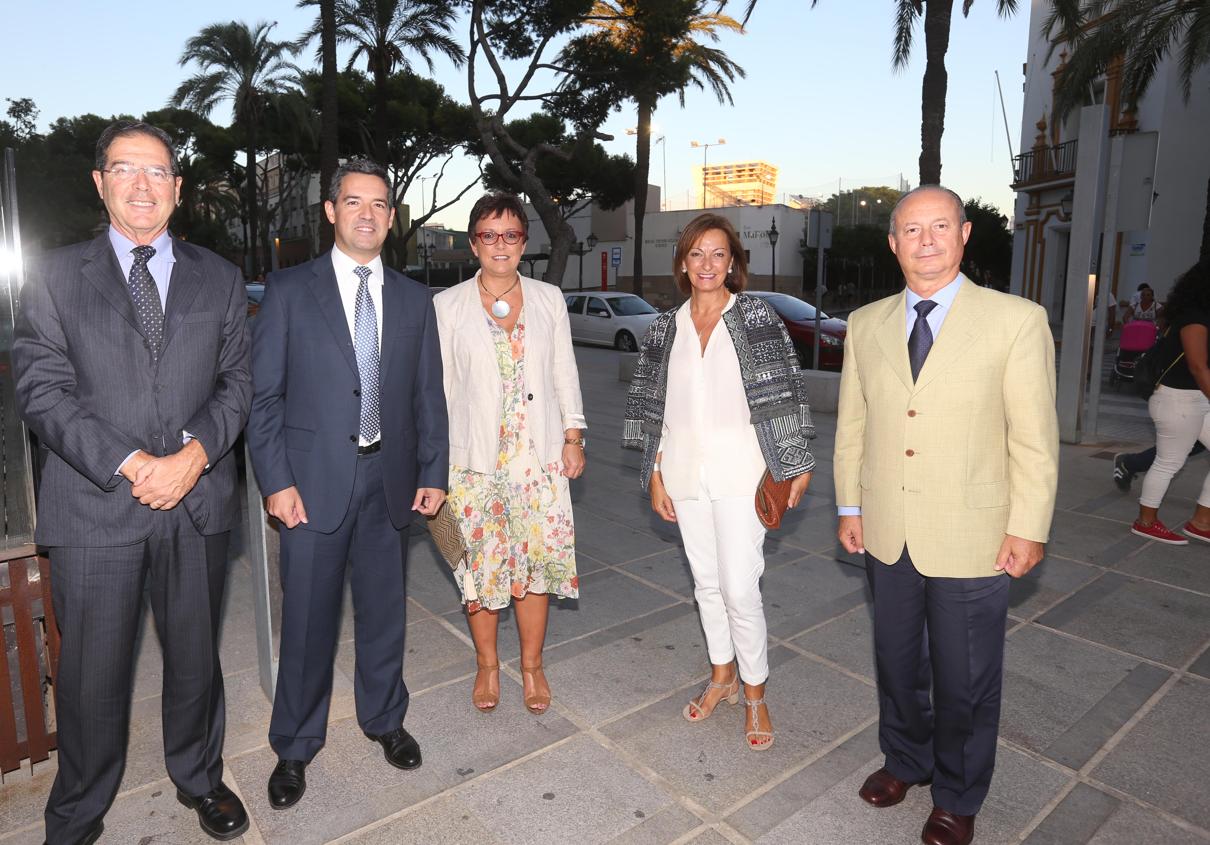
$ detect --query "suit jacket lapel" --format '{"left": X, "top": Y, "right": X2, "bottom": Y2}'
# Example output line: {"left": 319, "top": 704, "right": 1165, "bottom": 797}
{"left": 309, "top": 255, "right": 358, "bottom": 375}
{"left": 874, "top": 290, "right": 913, "bottom": 391}
{"left": 81, "top": 234, "right": 140, "bottom": 333}
{"left": 378, "top": 271, "right": 401, "bottom": 381}
{"left": 912, "top": 276, "right": 981, "bottom": 392}
{"left": 161, "top": 239, "right": 204, "bottom": 352}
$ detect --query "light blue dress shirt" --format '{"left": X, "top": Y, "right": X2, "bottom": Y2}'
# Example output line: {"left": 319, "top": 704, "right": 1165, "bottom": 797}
{"left": 838, "top": 274, "right": 964, "bottom": 517}
{"left": 108, "top": 226, "right": 175, "bottom": 309}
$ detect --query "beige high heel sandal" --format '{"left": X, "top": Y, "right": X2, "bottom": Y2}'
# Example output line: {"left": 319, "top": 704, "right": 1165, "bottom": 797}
{"left": 520, "top": 662, "right": 551, "bottom": 714}
{"left": 682, "top": 676, "right": 740, "bottom": 722}
{"left": 472, "top": 659, "right": 500, "bottom": 712}
{"left": 744, "top": 697, "right": 774, "bottom": 751}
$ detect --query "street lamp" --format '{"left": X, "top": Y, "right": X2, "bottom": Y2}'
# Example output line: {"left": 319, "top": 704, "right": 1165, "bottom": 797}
{"left": 418, "top": 236, "right": 433, "bottom": 286}
{"left": 690, "top": 138, "right": 726, "bottom": 208}
{"left": 767, "top": 217, "right": 779, "bottom": 293}
{"left": 578, "top": 232, "right": 598, "bottom": 291}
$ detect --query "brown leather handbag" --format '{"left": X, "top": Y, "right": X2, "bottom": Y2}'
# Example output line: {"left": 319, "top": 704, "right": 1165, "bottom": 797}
{"left": 755, "top": 469, "right": 794, "bottom": 530}
{"left": 425, "top": 500, "right": 468, "bottom": 571}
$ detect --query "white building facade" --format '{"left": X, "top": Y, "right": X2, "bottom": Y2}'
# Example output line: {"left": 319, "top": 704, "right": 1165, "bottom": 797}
{"left": 1008, "top": 0, "right": 1210, "bottom": 320}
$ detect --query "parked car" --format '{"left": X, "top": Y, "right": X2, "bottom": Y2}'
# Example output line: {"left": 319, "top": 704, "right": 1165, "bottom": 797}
{"left": 745, "top": 290, "right": 847, "bottom": 371}
{"left": 245, "top": 282, "right": 265, "bottom": 318}
{"left": 564, "top": 291, "right": 659, "bottom": 352}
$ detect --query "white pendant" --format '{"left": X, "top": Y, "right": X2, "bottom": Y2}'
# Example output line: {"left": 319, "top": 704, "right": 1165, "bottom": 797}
{"left": 491, "top": 299, "right": 510, "bottom": 318}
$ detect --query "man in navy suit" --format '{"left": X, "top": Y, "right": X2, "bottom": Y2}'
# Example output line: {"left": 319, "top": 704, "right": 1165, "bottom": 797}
{"left": 246, "top": 157, "right": 447, "bottom": 809}
{"left": 13, "top": 121, "right": 251, "bottom": 844}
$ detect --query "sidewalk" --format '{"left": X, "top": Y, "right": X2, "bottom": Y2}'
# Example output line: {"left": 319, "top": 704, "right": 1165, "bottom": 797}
{"left": 2, "top": 345, "right": 1208, "bottom": 845}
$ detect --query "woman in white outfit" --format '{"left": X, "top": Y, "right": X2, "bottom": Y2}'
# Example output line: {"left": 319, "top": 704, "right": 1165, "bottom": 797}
{"left": 623, "top": 214, "right": 814, "bottom": 750}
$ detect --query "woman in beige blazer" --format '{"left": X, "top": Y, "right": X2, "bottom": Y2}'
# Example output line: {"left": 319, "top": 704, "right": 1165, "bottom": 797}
{"left": 433, "top": 193, "right": 586, "bottom": 715}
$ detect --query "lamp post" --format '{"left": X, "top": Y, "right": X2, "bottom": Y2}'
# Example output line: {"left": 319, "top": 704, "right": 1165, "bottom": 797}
{"left": 689, "top": 138, "right": 726, "bottom": 208}
{"left": 418, "top": 237, "right": 433, "bottom": 286}
{"left": 767, "top": 217, "right": 779, "bottom": 293}
{"left": 578, "top": 232, "right": 598, "bottom": 291}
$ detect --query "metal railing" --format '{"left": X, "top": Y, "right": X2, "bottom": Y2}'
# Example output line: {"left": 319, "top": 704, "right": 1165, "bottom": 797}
{"left": 1013, "top": 140, "right": 1079, "bottom": 185}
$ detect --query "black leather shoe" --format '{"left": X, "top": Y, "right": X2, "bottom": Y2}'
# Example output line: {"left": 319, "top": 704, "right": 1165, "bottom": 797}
{"left": 176, "top": 781, "right": 250, "bottom": 841}
{"left": 268, "top": 758, "right": 308, "bottom": 809}
{"left": 367, "top": 726, "right": 422, "bottom": 770}
{"left": 43, "top": 821, "right": 103, "bottom": 845}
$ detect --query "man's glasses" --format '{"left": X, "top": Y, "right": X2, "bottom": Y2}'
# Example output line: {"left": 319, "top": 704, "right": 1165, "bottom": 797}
{"left": 473, "top": 229, "right": 524, "bottom": 245}
{"left": 102, "top": 164, "right": 176, "bottom": 184}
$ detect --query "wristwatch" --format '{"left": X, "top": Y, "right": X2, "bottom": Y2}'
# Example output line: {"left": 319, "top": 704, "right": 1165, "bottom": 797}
{"left": 564, "top": 436, "right": 586, "bottom": 448}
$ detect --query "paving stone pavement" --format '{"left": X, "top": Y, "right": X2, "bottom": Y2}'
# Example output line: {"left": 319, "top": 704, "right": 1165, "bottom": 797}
{"left": 3, "top": 345, "right": 1208, "bottom": 845}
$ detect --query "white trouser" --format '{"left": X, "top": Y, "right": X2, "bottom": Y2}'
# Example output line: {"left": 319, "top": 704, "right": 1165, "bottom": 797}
{"left": 674, "top": 478, "right": 769, "bottom": 685}
{"left": 1139, "top": 386, "right": 1210, "bottom": 509}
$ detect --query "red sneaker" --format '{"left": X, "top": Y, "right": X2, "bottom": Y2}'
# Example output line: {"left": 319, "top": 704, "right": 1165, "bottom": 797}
{"left": 1183, "top": 522, "right": 1210, "bottom": 544}
{"left": 1131, "top": 519, "right": 1189, "bottom": 545}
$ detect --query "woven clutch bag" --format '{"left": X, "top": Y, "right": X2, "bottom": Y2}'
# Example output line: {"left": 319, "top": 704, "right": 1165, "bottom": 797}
{"left": 426, "top": 500, "right": 468, "bottom": 571}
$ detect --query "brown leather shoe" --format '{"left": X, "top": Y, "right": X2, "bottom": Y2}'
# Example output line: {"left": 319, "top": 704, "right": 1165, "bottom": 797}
{"left": 921, "top": 807, "right": 975, "bottom": 845}
{"left": 858, "top": 767, "right": 918, "bottom": 807}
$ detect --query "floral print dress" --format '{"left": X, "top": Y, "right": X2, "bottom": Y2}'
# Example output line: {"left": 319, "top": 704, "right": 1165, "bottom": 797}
{"left": 448, "top": 311, "right": 579, "bottom": 612}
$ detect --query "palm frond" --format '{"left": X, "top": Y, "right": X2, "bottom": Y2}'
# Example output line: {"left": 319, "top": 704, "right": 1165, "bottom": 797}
{"left": 892, "top": 0, "right": 922, "bottom": 70}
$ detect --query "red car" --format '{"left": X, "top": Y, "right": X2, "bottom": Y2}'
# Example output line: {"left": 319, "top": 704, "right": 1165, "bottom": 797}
{"left": 746, "top": 290, "right": 847, "bottom": 371}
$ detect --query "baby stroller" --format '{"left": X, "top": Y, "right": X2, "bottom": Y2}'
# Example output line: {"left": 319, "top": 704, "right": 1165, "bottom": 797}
{"left": 1110, "top": 320, "right": 1158, "bottom": 388}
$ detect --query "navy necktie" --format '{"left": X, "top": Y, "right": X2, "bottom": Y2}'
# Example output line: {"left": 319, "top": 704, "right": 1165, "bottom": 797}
{"left": 908, "top": 300, "right": 938, "bottom": 382}
{"left": 353, "top": 265, "right": 381, "bottom": 443}
{"left": 128, "top": 245, "right": 164, "bottom": 361}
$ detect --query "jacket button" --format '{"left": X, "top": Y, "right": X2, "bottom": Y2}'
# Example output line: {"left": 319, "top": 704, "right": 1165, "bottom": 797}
{"left": 527, "top": 393, "right": 534, "bottom": 401}
{"left": 907, "top": 409, "right": 917, "bottom": 417}
{"left": 354, "top": 388, "right": 361, "bottom": 396}
{"left": 349, "top": 435, "right": 357, "bottom": 442}
{"left": 905, "top": 449, "right": 915, "bottom": 457}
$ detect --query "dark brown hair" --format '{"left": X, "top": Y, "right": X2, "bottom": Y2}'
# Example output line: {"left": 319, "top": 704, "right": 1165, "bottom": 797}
{"left": 672, "top": 213, "right": 747, "bottom": 295}
{"left": 94, "top": 120, "right": 177, "bottom": 174}
{"left": 468, "top": 192, "right": 529, "bottom": 240}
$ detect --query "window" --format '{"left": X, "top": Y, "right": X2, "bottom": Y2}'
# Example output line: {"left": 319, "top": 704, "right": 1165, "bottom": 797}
{"left": 586, "top": 297, "right": 611, "bottom": 317}
{"left": 565, "top": 295, "right": 586, "bottom": 314}
{"left": 608, "top": 296, "right": 657, "bottom": 316}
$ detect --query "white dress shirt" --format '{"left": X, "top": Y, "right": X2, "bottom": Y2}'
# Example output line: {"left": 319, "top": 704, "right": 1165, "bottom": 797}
{"left": 331, "top": 247, "right": 384, "bottom": 446}
{"left": 660, "top": 294, "right": 767, "bottom": 501}
{"left": 838, "top": 273, "right": 964, "bottom": 516}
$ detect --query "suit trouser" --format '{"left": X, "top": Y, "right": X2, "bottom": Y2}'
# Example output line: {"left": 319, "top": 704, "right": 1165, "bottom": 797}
{"left": 270, "top": 451, "right": 409, "bottom": 762}
{"left": 674, "top": 480, "right": 769, "bottom": 685}
{"left": 45, "top": 507, "right": 230, "bottom": 845}
{"left": 866, "top": 547, "right": 1009, "bottom": 817}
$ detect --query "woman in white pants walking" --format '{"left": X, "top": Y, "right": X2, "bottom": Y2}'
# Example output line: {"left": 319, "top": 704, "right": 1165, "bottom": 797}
{"left": 623, "top": 214, "right": 814, "bottom": 750}
{"left": 1131, "top": 263, "right": 1210, "bottom": 545}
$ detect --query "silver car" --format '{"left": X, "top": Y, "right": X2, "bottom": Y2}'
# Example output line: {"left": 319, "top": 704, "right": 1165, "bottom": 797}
{"left": 564, "top": 291, "right": 660, "bottom": 352}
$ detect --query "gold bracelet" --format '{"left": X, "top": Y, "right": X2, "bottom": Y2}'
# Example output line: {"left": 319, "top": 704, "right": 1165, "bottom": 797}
{"left": 564, "top": 437, "right": 585, "bottom": 447}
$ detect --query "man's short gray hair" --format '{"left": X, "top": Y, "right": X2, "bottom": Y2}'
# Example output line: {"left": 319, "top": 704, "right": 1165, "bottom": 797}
{"left": 888, "top": 185, "right": 966, "bottom": 234}
{"left": 95, "top": 120, "right": 178, "bottom": 174}
{"left": 328, "top": 157, "right": 391, "bottom": 203}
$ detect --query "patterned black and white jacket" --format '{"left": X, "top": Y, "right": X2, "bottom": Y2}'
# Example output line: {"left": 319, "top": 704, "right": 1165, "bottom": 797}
{"left": 621, "top": 293, "right": 816, "bottom": 492}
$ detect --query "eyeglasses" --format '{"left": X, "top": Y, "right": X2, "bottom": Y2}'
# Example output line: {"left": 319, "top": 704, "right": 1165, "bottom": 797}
{"left": 473, "top": 229, "right": 524, "bottom": 245}
{"left": 102, "top": 164, "right": 175, "bottom": 184}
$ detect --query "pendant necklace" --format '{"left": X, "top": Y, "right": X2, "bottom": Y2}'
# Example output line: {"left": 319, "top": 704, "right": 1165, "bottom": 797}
{"left": 481, "top": 275, "right": 520, "bottom": 318}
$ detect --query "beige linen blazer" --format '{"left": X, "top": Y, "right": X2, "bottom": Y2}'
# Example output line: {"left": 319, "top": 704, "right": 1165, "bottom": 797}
{"left": 433, "top": 275, "right": 586, "bottom": 474}
{"left": 833, "top": 278, "right": 1059, "bottom": 577}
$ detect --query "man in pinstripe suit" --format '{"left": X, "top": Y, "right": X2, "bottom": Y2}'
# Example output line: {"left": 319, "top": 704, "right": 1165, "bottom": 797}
{"left": 13, "top": 121, "right": 252, "bottom": 845}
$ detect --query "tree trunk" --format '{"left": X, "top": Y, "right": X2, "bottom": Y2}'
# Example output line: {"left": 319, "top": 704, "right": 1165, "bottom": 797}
{"left": 246, "top": 133, "right": 260, "bottom": 279}
{"left": 918, "top": 0, "right": 954, "bottom": 186}
{"left": 319, "top": 0, "right": 338, "bottom": 253}
{"left": 631, "top": 97, "right": 654, "bottom": 300}
{"left": 374, "top": 60, "right": 390, "bottom": 167}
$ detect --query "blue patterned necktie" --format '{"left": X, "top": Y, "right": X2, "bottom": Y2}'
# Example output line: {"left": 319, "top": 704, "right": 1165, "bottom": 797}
{"left": 353, "top": 265, "right": 381, "bottom": 443}
{"left": 908, "top": 299, "right": 938, "bottom": 382}
{"left": 128, "top": 245, "right": 164, "bottom": 360}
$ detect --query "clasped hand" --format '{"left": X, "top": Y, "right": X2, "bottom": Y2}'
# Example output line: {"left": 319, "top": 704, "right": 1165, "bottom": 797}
{"left": 124, "top": 440, "right": 208, "bottom": 510}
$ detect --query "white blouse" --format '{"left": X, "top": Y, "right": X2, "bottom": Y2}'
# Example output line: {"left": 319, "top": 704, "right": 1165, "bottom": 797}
{"left": 659, "top": 294, "right": 768, "bottom": 501}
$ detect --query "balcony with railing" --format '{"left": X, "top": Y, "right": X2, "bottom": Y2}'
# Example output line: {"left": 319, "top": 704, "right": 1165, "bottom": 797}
{"left": 1012, "top": 140, "right": 1078, "bottom": 188}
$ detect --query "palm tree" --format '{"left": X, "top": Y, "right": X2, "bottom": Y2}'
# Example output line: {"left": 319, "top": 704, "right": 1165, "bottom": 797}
{"left": 737, "top": 1, "right": 1018, "bottom": 186}
{"left": 173, "top": 21, "right": 301, "bottom": 278}
{"left": 1044, "top": 0, "right": 1210, "bottom": 265}
{"left": 318, "top": 0, "right": 339, "bottom": 250}
{"left": 571, "top": 0, "right": 745, "bottom": 298}
{"left": 299, "top": 0, "right": 464, "bottom": 166}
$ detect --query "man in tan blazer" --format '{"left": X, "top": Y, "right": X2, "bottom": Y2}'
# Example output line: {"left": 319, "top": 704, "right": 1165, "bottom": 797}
{"left": 834, "top": 186, "right": 1058, "bottom": 845}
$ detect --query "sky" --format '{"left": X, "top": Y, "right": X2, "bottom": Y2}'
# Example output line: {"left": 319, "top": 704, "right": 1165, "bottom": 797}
{"left": 0, "top": 0, "right": 1033, "bottom": 230}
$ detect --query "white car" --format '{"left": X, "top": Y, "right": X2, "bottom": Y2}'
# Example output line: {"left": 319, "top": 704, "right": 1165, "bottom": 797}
{"left": 564, "top": 291, "right": 660, "bottom": 351}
